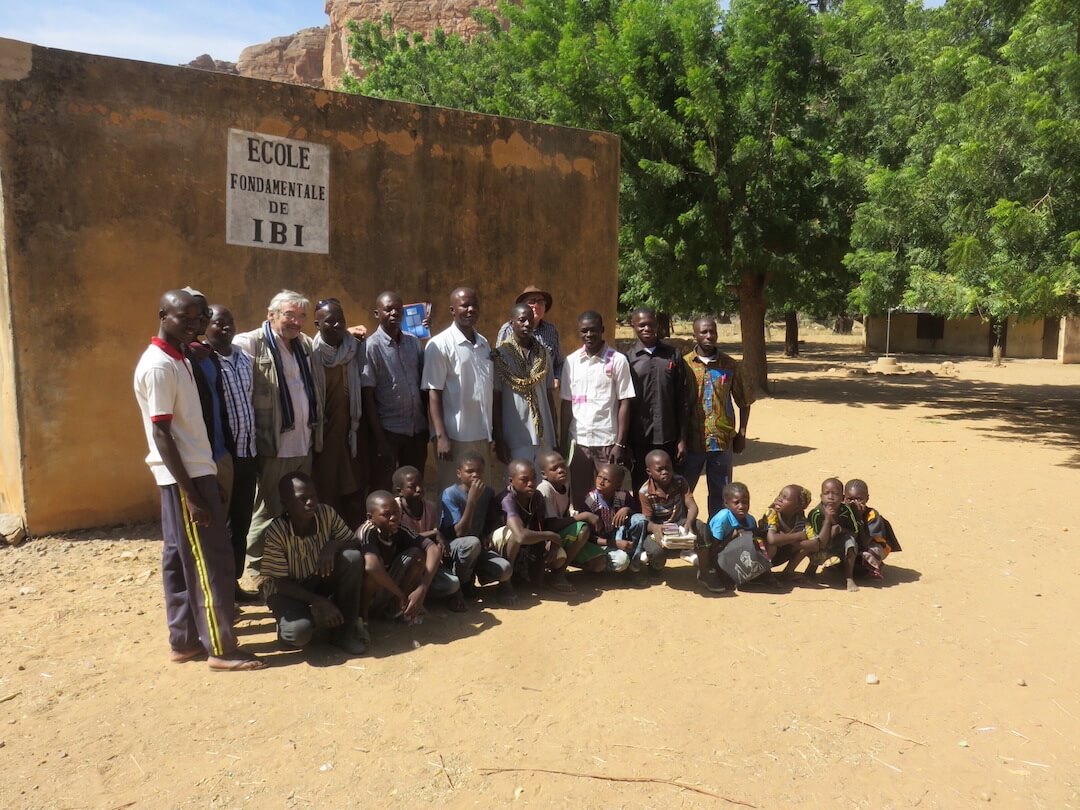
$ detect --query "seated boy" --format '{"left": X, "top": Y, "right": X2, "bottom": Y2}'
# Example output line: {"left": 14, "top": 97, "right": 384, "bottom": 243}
{"left": 845, "top": 478, "right": 901, "bottom": 579}
{"left": 489, "top": 459, "right": 575, "bottom": 594}
{"left": 638, "top": 450, "right": 707, "bottom": 577}
{"left": 394, "top": 465, "right": 466, "bottom": 612}
{"left": 761, "top": 484, "right": 817, "bottom": 576}
{"left": 260, "top": 472, "right": 369, "bottom": 656}
{"left": 806, "top": 477, "right": 861, "bottom": 591}
{"left": 536, "top": 450, "right": 610, "bottom": 573}
{"left": 707, "top": 481, "right": 769, "bottom": 592}
{"left": 357, "top": 490, "right": 463, "bottom": 624}
{"left": 438, "top": 453, "right": 516, "bottom": 605}
{"left": 583, "top": 462, "right": 648, "bottom": 573}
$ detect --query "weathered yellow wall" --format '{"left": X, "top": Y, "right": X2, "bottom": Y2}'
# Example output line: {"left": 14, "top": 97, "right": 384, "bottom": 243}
{"left": 865, "top": 314, "right": 990, "bottom": 357}
{"left": 1060, "top": 316, "right": 1080, "bottom": 364}
{"left": 0, "top": 39, "right": 620, "bottom": 532}
{"left": 0, "top": 158, "right": 24, "bottom": 517}
{"left": 1005, "top": 317, "right": 1045, "bottom": 359}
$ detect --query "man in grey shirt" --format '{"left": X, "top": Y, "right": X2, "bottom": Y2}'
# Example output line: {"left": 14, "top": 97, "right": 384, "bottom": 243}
{"left": 362, "top": 291, "right": 428, "bottom": 492}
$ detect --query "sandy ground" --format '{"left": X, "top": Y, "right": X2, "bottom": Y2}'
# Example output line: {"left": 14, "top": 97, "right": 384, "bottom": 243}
{"left": 2, "top": 328, "right": 1079, "bottom": 809}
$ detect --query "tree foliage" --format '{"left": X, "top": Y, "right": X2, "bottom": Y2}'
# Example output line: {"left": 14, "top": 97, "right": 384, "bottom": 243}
{"left": 843, "top": 0, "right": 1080, "bottom": 322}
{"left": 344, "top": 0, "right": 1080, "bottom": 393}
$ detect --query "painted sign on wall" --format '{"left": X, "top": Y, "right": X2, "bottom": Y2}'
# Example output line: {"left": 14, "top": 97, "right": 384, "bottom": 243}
{"left": 226, "top": 129, "right": 329, "bottom": 253}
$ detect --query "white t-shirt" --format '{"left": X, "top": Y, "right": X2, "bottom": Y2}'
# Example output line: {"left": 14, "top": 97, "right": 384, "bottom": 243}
{"left": 537, "top": 479, "right": 572, "bottom": 519}
{"left": 421, "top": 323, "right": 494, "bottom": 442}
{"left": 560, "top": 344, "right": 635, "bottom": 447}
{"left": 134, "top": 339, "right": 217, "bottom": 486}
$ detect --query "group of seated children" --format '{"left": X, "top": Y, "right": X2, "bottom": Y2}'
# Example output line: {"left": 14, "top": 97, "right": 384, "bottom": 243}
{"left": 258, "top": 450, "right": 900, "bottom": 656}
{"left": 707, "top": 476, "right": 902, "bottom": 593}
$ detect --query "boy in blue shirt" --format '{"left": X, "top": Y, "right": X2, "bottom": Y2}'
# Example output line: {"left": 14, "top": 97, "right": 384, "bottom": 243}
{"left": 708, "top": 482, "right": 771, "bottom": 591}
{"left": 438, "top": 453, "right": 515, "bottom": 604}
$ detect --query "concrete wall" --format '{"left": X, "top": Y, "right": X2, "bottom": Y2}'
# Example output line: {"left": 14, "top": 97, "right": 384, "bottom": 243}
{"left": 1005, "top": 316, "right": 1045, "bottom": 359}
{"left": 0, "top": 39, "right": 620, "bottom": 533}
{"left": 865, "top": 312, "right": 1080, "bottom": 362}
{"left": 1060, "top": 315, "right": 1080, "bottom": 364}
{"left": 865, "top": 313, "right": 990, "bottom": 357}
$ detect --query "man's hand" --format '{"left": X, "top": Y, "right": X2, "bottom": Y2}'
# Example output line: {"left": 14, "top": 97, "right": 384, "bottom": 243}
{"left": 375, "top": 436, "right": 394, "bottom": 459}
{"left": 612, "top": 507, "right": 631, "bottom": 528}
{"left": 676, "top": 439, "right": 687, "bottom": 464}
{"left": 435, "top": 434, "right": 452, "bottom": 459}
{"left": 217, "top": 480, "right": 228, "bottom": 505}
{"left": 347, "top": 325, "right": 368, "bottom": 339}
{"left": 611, "top": 445, "right": 631, "bottom": 466}
{"left": 732, "top": 433, "right": 747, "bottom": 454}
{"left": 494, "top": 438, "right": 510, "bottom": 465}
{"left": 404, "top": 585, "right": 427, "bottom": 620}
{"left": 310, "top": 596, "right": 344, "bottom": 628}
{"left": 437, "top": 538, "right": 451, "bottom": 561}
{"left": 315, "top": 543, "right": 339, "bottom": 578}
{"left": 615, "top": 538, "right": 634, "bottom": 552}
{"left": 184, "top": 490, "right": 212, "bottom": 527}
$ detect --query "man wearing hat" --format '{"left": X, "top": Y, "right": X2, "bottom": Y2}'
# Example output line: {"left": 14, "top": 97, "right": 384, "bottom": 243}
{"left": 497, "top": 286, "right": 564, "bottom": 385}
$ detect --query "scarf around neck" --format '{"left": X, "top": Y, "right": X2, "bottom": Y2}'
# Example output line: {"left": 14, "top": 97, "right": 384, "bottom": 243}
{"left": 493, "top": 336, "right": 550, "bottom": 443}
{"left": 263, "top": 320, "right": 318, "bottom": 434}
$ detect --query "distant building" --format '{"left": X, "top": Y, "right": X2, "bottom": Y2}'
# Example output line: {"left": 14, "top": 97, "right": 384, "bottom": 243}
{"left": 864, "top": 312, "right": 1080, "bottom": 363}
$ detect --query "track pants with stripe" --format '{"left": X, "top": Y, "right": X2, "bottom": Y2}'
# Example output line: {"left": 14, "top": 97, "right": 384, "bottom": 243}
{"left": 160, "top": 475, "right": 238, "bottom": 656}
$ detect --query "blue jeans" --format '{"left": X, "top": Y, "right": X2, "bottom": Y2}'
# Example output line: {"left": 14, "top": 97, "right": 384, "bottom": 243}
{"left": 679, "top": 448, "right": 734, "bottom": 519}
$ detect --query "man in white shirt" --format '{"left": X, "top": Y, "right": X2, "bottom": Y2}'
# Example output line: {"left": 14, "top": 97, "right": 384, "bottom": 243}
{"left": 560, "top": 311, "right": 636, "bottom": 510}
{"left": 421, "top": 287, "right": 495, "bottom": 491}
{"left": 133, "top": 289, "right": 263, "bottom": 671}
{"left": 233, "top": 290, "right": 326, "bottom": 573}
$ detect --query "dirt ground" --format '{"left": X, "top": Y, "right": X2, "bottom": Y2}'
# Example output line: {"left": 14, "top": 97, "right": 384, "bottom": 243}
{"left": 2, "top": 327, "right": 1079, "bottom": 809}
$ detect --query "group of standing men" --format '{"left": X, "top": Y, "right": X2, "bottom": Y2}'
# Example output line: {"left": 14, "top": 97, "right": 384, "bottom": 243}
{"left": 133, "top": 283, "right": 752, "bottom": 669}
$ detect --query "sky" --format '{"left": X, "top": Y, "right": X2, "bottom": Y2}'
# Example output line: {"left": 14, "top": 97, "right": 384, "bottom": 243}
{"left": 1, "top": 0, "right": 947, "bottom": 68}
{"left": 0, "top": 1, "right": 328, "bottom": 66}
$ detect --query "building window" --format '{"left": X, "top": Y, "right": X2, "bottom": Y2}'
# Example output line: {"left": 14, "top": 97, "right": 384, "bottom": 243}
{"left": 916, "top": 313, "right": 945, "bottom": 341}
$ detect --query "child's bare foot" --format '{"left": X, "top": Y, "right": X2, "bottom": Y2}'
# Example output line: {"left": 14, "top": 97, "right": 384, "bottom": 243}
{"left": 497, "top": 580, "right": 519, "bottom": 606}
{"left": 446, "top": 591, "right": 468, "bottom": 612}
{"left": 846, "top": 578, "right": 859, "bottom": 592}
{"left": 208, "top": 651, "right": 265, "bottom": 672}
{"left": 549, "top": 570, "right": 575, "bottom": 593}
{"left": 169, "top": 647, "right": 204, "bottom": 663}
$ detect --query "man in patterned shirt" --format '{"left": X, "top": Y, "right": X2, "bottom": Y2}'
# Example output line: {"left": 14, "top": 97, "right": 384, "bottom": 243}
{"left": 681, "top": 317, "right": 753, "bottom": 518}
{"left": 261, "top": 472, "right": 369, "bottom": 656}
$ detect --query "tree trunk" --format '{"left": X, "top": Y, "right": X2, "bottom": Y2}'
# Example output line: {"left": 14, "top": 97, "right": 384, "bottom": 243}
{"left": 784, "top": 310, "right": 799, "bottom": 356}
{"left": 738, "top": 271, "right": 769, "bottom": 399}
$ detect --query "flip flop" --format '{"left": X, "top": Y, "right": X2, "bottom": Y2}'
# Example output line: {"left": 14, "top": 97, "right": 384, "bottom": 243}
{"left": 208, "top": 653, "right": 266, "bottom": 672}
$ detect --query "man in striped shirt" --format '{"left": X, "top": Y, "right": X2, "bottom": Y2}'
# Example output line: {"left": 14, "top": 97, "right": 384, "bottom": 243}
{"left": 206, "top": 304, "right": 260, "bottom": 603}
{"left": 261, "top": 472, "right": 369, "bottom": 656}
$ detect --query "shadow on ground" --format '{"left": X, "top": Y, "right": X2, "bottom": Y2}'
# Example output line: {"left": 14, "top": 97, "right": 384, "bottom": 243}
{"left": 762, "top": 345, "right": 1080, "bottom": 468}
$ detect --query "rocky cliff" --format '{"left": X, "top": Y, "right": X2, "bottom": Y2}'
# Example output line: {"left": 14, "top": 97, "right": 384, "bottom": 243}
{"left": 236, "top": 26, "right": 329, "bottom": 88}
{"left": 186, "top": 0, "right": 498, "bottom": 90}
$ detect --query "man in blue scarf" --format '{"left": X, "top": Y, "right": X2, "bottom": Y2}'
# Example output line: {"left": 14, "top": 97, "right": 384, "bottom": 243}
{"left": 234, "top": 290, "right": 326, "bottom": 574}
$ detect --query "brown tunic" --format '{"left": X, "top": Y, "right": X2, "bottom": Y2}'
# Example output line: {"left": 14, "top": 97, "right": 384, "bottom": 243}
{"left": 312, "top": 364, "right": 366, "bottom": 501}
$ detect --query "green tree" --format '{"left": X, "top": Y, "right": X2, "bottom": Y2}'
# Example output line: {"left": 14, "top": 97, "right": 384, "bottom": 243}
{"left": 346, "top": 0, "right": 853, "bottom": 397}
{"left": 845, "top": 0, "right": 1080, "bottom": 327}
